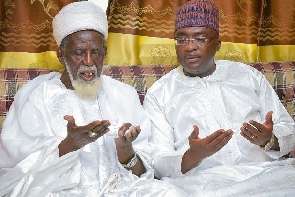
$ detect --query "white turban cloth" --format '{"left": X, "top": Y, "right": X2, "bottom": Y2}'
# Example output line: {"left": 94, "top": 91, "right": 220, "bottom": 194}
{"left": 52, "top": 1, "right": 108, "bottom": 46}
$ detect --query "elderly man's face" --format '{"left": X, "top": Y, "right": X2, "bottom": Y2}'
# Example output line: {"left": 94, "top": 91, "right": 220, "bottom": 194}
{"left": 62, "top": 30, "right": 106, "bottom": 80}
{"left": 59, "top": 30, "right": 106, "bottom": 100}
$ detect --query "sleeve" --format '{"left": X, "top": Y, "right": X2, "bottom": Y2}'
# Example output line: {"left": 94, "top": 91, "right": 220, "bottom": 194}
{"left": 0, "top": 74, "right": 84, "bottom": 196}
{"left": 143, "top": 89, "right": 186, "bottom": 179}
{"left": 0, "top": 73, "right": 61, "bottom": 167}
{"left": 255, "top": 69, "right": 295, "bottom": 158}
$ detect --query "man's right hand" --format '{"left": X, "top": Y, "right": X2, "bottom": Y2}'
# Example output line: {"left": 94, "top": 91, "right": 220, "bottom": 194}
{"left": 58, "top": 115, "right": 110, "bottom": 156}
{"left": 181, "top": 125, "right": 233, "bottom": 173}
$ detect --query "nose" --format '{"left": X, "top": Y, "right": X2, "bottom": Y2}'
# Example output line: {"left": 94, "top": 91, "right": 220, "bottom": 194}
{"left": 185, "top": 41, "right": 198, "bottom": 51}
{"left": 82, "top": 51, "right": 95, "bottom": 66}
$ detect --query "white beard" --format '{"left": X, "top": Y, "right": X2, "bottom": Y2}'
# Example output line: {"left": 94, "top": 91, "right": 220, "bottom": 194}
{"left": 64, "top": 61, "right": 102, "bottom": 101}
{"left": 71, "top": 78, "right": 101, "bottom": 101}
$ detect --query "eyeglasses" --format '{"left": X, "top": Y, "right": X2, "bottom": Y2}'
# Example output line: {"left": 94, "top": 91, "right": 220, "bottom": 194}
{"left": 174, "top": 35, "right": 218, "bottom": 46}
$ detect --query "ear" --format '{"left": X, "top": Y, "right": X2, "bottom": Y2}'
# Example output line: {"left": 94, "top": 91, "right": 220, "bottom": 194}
{"left": 216, "top": 38, "right": 221, "bottom": 51}
{"left": 57, "top": 48, "right": 65, "bottom": 65}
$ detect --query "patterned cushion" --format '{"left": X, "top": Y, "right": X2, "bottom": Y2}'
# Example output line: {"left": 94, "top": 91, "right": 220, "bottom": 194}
{"left": 1, "top": 62, "right": 294, "bottom": 131}
{"left": 250, "top": 62, "right": 295, "bottom": 120}
{"left": 103, "top": 65, "right": 177, "bottom": 104}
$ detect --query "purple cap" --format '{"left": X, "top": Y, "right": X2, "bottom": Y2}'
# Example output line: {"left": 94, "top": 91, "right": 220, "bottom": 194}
{"left": 175, "top": 0, "right": 219, "bottom": 33}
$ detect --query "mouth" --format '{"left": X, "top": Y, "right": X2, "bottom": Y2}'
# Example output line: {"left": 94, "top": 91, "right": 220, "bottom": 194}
{"left": 79, "top": 71, "right": 95, "bottom": 81}
{"left": 185, "top": 55, "right": 201, "bottom": 62}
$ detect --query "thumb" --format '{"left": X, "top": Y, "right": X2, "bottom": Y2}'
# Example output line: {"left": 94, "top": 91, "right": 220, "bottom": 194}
{"left": 64, "top": 115, "right": 76, "bottom": 130}
{"left": 191, "top": 125, "right": 200, "bottom": 138}
{"left": 265, "top": 111, "right": 273, "bottom": 125}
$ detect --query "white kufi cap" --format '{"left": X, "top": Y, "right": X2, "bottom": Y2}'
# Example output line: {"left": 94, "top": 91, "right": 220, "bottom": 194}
{"left": 52, "top": 1, "right": 108, "bottom": 46}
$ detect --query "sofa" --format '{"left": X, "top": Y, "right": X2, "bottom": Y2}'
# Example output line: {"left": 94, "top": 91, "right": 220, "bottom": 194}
{"left": 1, "top": 61, "right": 295, "bottom": 132}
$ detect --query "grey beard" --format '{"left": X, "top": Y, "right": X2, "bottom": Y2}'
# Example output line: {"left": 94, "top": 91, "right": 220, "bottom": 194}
{"left": 64, "top": 60, "right": 102, "bottom": 101}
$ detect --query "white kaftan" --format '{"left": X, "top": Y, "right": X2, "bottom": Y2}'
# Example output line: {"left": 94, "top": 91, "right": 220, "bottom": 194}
{"left": 143, "top": 60, "right": 295, "bottom": 196}
{"left": 0, "top": 72, "right": 187, "bottom": 197}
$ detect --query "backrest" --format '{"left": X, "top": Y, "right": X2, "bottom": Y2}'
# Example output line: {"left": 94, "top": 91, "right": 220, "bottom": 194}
{"left": 1, "top": 62, "right": 295, "bottom": 131}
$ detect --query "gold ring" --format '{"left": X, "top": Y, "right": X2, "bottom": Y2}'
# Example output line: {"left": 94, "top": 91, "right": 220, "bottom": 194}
{"left": 88, "top": 130, "right": 98, "bottom": 138}
{"left": 250, "top": 135, "right": 255, "bottom": 139}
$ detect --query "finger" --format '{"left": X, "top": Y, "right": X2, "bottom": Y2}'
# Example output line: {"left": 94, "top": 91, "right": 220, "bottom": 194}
{"left": 90, "top": 120, "right": 110, "bottom": 131}
{"left": 87, "top": 120, "right": 111, "bottom": 138}
{"left": 135, "top": 126, "right": 141, "bottom": 133}
{"left": 248, "top": 120, "right": 263, "bottom": 133}
{"left": 120, "top": 123, "right": 132, "bottom": 131}
{"left": 93, "top": 120, "right": 110, "bottom": 130}
{"left": 240, "top": 130, "right": 256, "bottom": 141}
{"left": 127, "top": 126, "right": 140, "bottom": 137}
{"left": 95, "top": 127, "right": 110, "bottom": 138}
{"left": 205, "top": 129, "right": 226, "bottom": 143}
{"left": 64, "top": 115, "right": 76, "bottom": 130}
{"left": 211, "top": 130, "right": 233, "bottom": 149}
{"left": 124, "top": 126, "right": 140, "bottom": 142}
{"left": 241, "top": 123, "right": 256, "bottom": 138}
{"left": 64, "top": 115, "right": 75, "bottom": 125}
{"left": 265, "top": 111, "right": 273, "bottom": 125}
{"left": 188, "top": 125, "right": 199, "bottom": 140}
{"left": 124, "top": 132, "right": 134, "bottom": 142}
{"left": 88, "top": 126, "right": 110, "bottom": 138}
{"left": 118, "top": 123, "right": 132, "bottom": 137}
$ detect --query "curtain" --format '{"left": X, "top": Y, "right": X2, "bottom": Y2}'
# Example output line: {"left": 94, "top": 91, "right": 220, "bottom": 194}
{"left": 0, "top": 0, "right": 75, "bottom": 70}
{"left": 0, "top": 0, "right": 294, "bottom": 70}
{"left": 106, "top": 0, "right": 295, "bottom": 65}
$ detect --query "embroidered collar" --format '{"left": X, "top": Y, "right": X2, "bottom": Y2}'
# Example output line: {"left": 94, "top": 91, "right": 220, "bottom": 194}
{"left": 174, "top": 63, "right": 227, "bottom": 87}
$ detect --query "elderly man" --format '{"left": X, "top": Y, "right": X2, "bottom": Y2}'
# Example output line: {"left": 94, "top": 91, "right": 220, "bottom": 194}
{"left": 143, "top": 0, "right": 295, "bottom": 196}
{"left": 0, "top": 2, "right": 186, "bottom": 196}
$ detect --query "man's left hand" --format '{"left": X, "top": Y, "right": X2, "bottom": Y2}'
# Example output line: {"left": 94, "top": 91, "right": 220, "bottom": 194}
{"left": 114, "top": 123, "right": 141, "bottom": 163}
{"left": 240, "top": 111, "right": 274, "bottom": 146}
{"left": 115, "top": 123, "right": 141, "bottom": 146}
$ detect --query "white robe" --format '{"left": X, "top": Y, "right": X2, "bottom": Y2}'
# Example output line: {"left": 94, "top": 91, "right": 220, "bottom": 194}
{"left": 143, "top": 60, "right": 295, "bottom": 196}
{"left": 0, "top": 72, "right": 187, "bottom": 197}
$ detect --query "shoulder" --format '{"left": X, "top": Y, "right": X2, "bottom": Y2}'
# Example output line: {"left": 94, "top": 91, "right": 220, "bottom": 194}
{"left": 101, "top": 75, "right": 135, "bottom": 91}
{"left": 146, "top": 67, "right": 178, "bottom": 94}
{"left": 9, "top": 72, "right": 61, "bottom": 111}
{"left": 16, "top": 72, "right": 61, "bottom": 95}
{"left": 101, "top": 75, "right": 138, "bottom": 94}
{"left": 216, "top": 60, "right": 263, "bottom": 77}
{"left": 143, "top": 68, "right": 178, "bottom": 106}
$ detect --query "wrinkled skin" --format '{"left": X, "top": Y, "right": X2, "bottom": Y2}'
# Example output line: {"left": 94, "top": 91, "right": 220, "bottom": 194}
{"left": 57, "top": 30, "right": 144, "bottom": 176}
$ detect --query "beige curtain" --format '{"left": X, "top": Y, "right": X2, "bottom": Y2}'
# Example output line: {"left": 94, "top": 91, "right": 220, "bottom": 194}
{"left": 0, "top": 0, "right": 294, "bottom": 70}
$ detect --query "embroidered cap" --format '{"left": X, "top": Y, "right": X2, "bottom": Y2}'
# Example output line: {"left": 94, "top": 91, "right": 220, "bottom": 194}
{"left": 52, "top": 1, "right": 108, "bottom": 46}
{"left": 175, "top": 0, "right": 219, "bottom": 33}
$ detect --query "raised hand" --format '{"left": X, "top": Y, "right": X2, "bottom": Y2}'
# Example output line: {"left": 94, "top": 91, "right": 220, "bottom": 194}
{"left": 240, "top": 111, "right": 274, "bottom": 146}
{"left": 58, "top": 115, "right": 110, "bottom": 156}
{"left": 115, "top": 123, "right": 141, "bottom": 161}
{"left": 182, "top": 125, "right": 233, "bottom": 173}
{"left": 114, "top": 123, "right": 144, "bottom": 176}
{"left": 115, "top": 123, "right": 141, "bottom": 146}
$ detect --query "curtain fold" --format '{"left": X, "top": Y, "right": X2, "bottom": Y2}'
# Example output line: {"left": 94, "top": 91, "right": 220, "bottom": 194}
{"left": 106, "top": 0, "right": 295, "bottom": 65}
{"left": 0, "top": 0, "right": 73, "bottom": 70}
{"left": 0, "top": 0, "right": 294, "bottom": 69}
